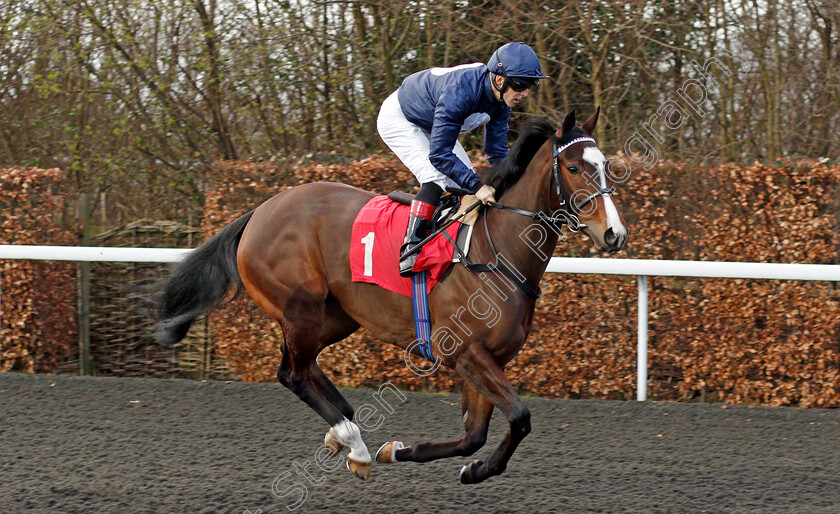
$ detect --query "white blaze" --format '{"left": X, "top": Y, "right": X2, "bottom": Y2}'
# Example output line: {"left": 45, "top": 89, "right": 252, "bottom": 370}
{"left": 582, "top": 146, "right": 627, "bottom": 238}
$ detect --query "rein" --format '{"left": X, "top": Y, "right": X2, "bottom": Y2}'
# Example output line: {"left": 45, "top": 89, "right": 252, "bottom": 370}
{"left": 405, "top": 137, "right": 616, "bottom": 300}
{"left": 452, "top": 137, "right": 616, "bottom": 298}
{"left": 400, "top": 199, "right": 543, "bottom": 299}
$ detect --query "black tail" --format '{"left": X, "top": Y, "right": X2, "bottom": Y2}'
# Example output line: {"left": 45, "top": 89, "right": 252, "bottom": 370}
{"left": 156, "top": 211, "right": 255, "bottom": 345}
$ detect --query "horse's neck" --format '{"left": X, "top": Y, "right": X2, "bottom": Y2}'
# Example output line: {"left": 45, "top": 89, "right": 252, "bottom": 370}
{"left": 485, "top": 147, "right": 558, "bottom": 290}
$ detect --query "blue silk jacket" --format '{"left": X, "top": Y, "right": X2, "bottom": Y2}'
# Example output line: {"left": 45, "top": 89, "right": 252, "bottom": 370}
{"left": 397, "top": 63, "right": 510, "bottom": 192}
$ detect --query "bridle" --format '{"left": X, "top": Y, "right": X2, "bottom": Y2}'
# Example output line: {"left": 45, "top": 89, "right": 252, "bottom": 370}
{"left": 455, "top": 136, "right": 616, "bottom": 299}
{"left": 489, "top": 136, "right": 616, "bottom": 231}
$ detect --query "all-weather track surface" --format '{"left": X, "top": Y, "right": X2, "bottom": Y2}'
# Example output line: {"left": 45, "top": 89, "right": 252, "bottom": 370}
{"left": 1, "top": 373, "right": 838, "bottom": 513}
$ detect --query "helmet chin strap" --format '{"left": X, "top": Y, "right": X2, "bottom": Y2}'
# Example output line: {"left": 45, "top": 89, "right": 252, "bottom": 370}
{"left": 490, "top": 73, "right": 509, "bottom": 98}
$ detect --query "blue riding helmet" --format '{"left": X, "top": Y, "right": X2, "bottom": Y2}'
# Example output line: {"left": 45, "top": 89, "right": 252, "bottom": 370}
{"left": 487, "top": 42, "right": 550, "bottom": 80}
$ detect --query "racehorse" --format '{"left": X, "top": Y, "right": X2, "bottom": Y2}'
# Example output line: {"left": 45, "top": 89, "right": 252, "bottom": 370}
{"left": 156, "top": 108, "right": 627, "bottom": 484}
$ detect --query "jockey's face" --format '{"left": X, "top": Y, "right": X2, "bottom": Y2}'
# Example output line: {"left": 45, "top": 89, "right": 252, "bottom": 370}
{"left": 492, "top": 74, "right": 531, "bottom": 109}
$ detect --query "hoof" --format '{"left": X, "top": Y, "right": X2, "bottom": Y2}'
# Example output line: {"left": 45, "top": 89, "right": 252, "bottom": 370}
{"left": 375, "top": 441, "right": 405, "bottom": 464}
{"left": 346, "top": 457, "right": 372, "bottom": 480}
{"left": 459, "top": 459, "right": 485, "bottom": 484}
{"left": 324, "top": 427, "right": 345, "bottom": 455}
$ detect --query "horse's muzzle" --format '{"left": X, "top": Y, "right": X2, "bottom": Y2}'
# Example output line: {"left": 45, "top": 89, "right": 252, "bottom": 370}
{"left": 603, "top": 227, "right": 628, "bottom": 252}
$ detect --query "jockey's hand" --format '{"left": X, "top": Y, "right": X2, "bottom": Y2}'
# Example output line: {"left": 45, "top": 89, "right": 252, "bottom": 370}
{"left": 475, "top": 184, "right": 496, "bottom": 205}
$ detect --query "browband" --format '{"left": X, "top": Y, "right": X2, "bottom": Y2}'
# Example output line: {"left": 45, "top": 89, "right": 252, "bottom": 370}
{"left": 555, "top": 137, "right": 596, "bottom": 155}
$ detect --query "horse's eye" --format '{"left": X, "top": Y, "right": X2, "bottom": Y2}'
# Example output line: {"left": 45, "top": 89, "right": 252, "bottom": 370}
{"left": 567, "top": 165, "right": 579, "bottom": 174}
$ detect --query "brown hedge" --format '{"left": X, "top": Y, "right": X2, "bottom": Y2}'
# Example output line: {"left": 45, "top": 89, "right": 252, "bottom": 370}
{"left": 0, "top": 167, "right": 77, "bottom": 372}
{"left": 200, "top": 156, "right": 840, "bottom": 407}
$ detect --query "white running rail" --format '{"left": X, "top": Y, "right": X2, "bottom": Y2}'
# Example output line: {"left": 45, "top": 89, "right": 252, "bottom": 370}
{"left": 0, "top": 245, "right": 191, "bottom": 263}
{"left": 2, "top": 245, "right": 839, "bottom": 400}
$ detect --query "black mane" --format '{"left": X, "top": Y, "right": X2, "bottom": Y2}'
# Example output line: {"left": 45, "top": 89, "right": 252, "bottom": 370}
{"left": 484, "top": 118, "right": 556, "bottom": 198}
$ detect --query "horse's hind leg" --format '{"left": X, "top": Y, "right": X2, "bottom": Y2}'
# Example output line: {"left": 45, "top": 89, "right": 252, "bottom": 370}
{"left": 308, "top": 297, "right": 361, "bottom": 421}
{"left": 376, "top": 383, "right": 493, "bottom": 464}
{"left": 309, "top": 299, "right": 362, "bottom": 455}
{"left": 276, "top": 287, "right": 371, "bottom": 478}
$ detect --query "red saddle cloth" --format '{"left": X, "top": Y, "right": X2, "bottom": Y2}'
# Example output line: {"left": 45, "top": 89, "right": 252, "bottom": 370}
{"left": 350, "top": 195, "right": 461, "bottom": 297}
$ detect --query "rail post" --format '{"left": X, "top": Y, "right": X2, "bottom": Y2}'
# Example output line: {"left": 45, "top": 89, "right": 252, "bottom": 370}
{"left": 637, "top": 275, "right": 648, "bottom": 401}
{"left": 78, "top": 194, "right": 92, "bottom": 376}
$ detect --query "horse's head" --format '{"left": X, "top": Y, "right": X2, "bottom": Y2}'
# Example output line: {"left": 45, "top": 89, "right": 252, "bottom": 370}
{"left": 552, "top": 108, "right": 628, "bottom": 252}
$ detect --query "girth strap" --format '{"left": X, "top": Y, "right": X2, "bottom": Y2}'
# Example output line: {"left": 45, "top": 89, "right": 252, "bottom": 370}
{"left": 411, "top": 271, "right": 435, "bottom": 362}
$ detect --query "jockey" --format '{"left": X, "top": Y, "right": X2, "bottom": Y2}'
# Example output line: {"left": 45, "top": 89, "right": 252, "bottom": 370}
{"left": 377, "top": 42, "right": 549, "bottom": 276}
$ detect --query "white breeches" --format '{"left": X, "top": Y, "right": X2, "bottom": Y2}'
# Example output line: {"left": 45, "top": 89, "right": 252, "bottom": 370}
{"left": 377, "top": 90, "right": 484, "bottom": 190}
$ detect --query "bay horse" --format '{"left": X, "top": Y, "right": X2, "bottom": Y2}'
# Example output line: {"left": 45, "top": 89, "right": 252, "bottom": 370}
{"left": 157, "top": 108, "right": 627, "bottom": 484}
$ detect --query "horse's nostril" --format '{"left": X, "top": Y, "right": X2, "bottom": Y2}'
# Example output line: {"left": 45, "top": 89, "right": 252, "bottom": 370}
{"left": 604, "top": 227, "right": 627, "bottom": 251}
{"left": 604, "top": 228, "right": 616, "bottom": 246}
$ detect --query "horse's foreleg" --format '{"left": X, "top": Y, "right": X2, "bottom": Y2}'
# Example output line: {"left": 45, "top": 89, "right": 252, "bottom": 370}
{"left": 453, "top": 345, "right": 531, "bottom": 485}
{"left": 376, "top": 382, "right": 493, "bottom": 464}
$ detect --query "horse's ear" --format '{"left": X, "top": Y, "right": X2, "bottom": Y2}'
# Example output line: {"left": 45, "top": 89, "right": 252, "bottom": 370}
{"left": 581, "top": 106, "right": 600, "bottom": 136}
{"left": 561, "top": 109, "right": 576, "bottom": 135}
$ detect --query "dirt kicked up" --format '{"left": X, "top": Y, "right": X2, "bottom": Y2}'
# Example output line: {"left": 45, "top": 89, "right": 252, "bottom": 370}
{"left": 1, "top": 372, "right": 838, "bottom": 513}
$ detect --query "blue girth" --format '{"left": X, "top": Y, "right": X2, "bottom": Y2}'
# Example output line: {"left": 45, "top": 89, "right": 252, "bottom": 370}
{"left": 411, "top": 271, "right": 435, "bottom": 362}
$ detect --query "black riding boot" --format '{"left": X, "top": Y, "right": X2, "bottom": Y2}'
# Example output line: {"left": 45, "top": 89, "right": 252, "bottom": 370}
{"left": 399, "top": 183, "right": 443, "bottom": 276}
{"left": 399, "top": 199, "right": 435, "bottom": 276}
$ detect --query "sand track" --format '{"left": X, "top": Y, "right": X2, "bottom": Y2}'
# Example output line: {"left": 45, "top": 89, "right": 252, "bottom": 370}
{"left": 1, "top": 373, "right": 838, "bottom": 513}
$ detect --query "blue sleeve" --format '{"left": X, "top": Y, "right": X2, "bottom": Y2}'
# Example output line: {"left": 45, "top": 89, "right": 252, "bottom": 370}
{"left": 484, "top": 111, "right": 510, "bottom": 166}
{"left": 427, "top": 90, "right": 484, "bottom": 193}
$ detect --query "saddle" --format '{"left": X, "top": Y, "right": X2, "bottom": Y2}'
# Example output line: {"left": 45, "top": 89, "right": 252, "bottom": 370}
{"left": 387, "top": 190, "right": 480, "bottom": 257}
